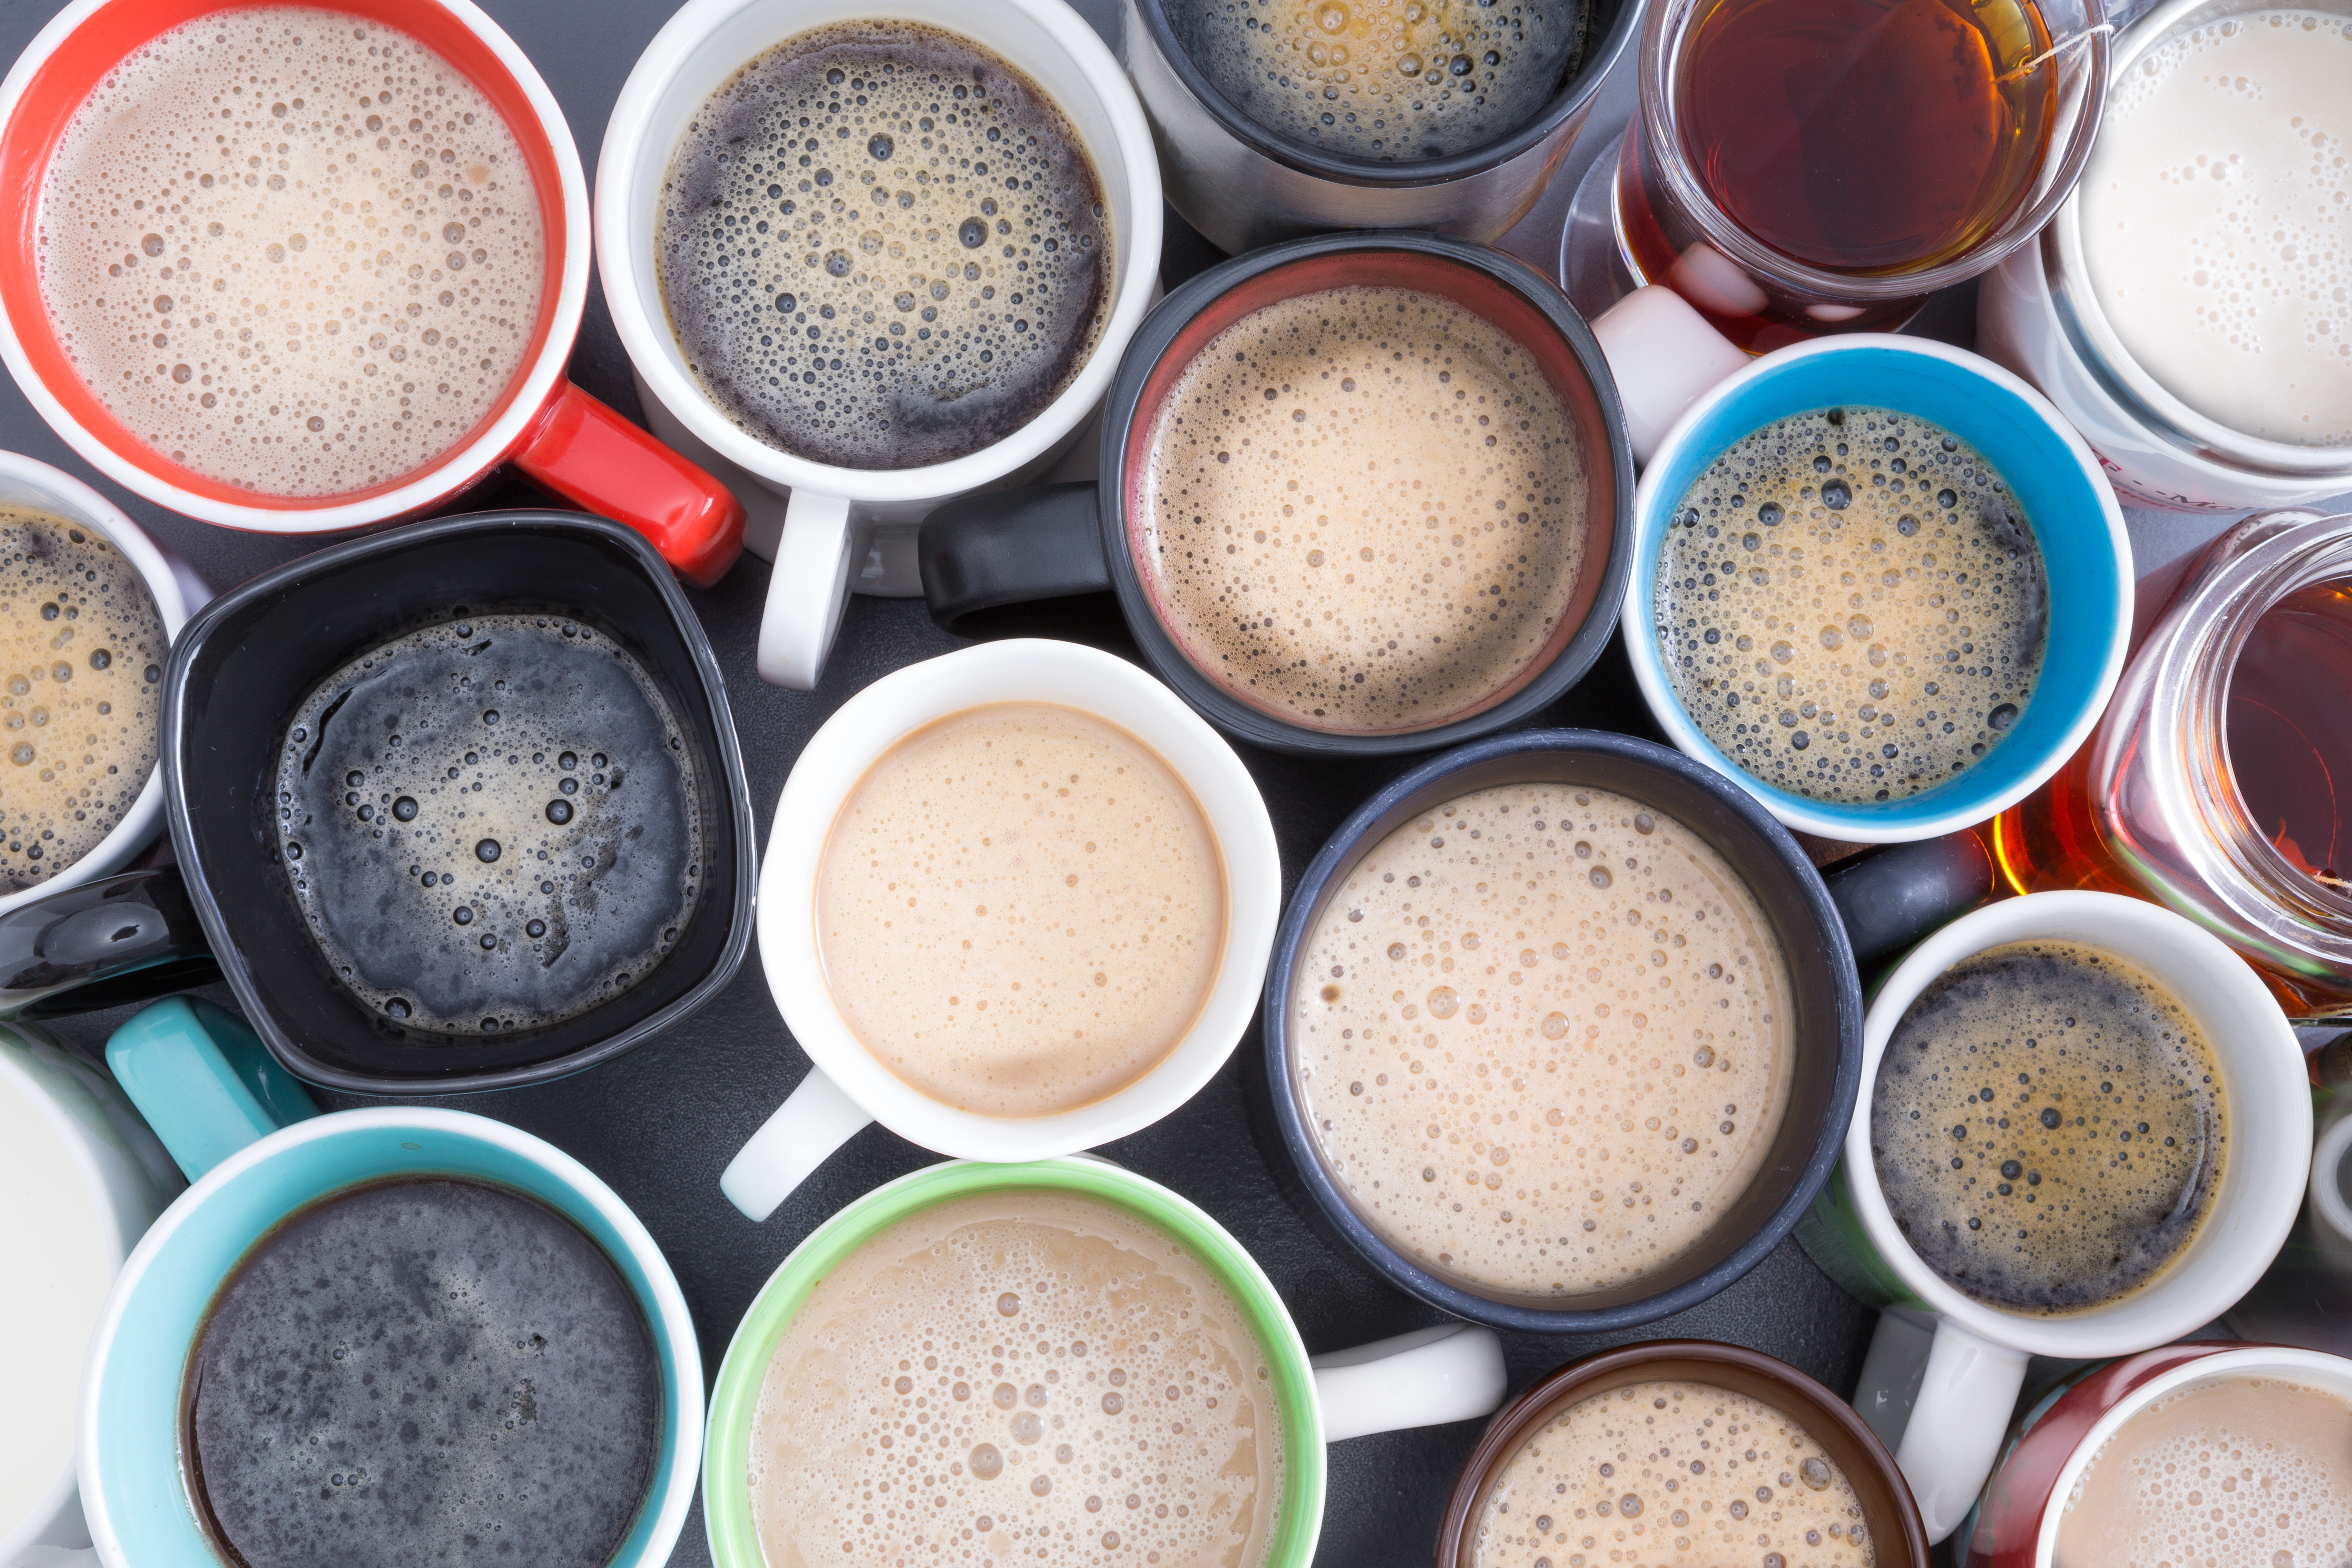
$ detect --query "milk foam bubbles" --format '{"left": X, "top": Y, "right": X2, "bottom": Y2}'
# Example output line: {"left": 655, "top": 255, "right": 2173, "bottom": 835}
{"left": 1293, "top": 783, "right": 1795, "bottom": 1298}
{"left": 2082, "top": 10, "right": 2352, "bottom": 445}
{"left": 39, "top": 7, "right": 544, "bottom": 495}
{"left": 749, "top": 1189, "right": 1285, "bottom": 1568}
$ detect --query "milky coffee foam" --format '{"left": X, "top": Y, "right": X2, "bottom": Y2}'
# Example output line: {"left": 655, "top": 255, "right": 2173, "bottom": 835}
{"left": 39, "top": 8, "right": 544, "bottom": 496}
{"left": 750, "top": 1189, "right": 1285, "bottom": 1568}
{"left": 0, "top": 510, "right": 165, "bottom": 892}
{"left": 1139, "top": 285, "right": 1588, "bottom": 735}
{"left": 818, "top": 703, "right": 1225, "bottom": 1118}
{"left": 2056, "top": 1375, "right": 2352, "bottom": 1568}
{"left": 1293, "top": 783, "right": 1795, "bottom": 1298}
{"left": 1471, "top": 1380, "right": 1874, "bottom": 1568}
{"left": 2083, "top": 11, "right": 2352, "bottom": 445}
{"left": 1656, "top": 406, "right": 2047, "bottom": 805}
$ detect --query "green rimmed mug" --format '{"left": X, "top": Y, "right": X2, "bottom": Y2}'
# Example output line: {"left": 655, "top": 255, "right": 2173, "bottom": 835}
{"left": 704, "top": 1156, "right": 1510, "bottom": 1567}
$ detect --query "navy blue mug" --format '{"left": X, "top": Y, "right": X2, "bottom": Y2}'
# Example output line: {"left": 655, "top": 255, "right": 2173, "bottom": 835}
{"left": 1259, "top": 728, "right": 1862, "bottom": 1333}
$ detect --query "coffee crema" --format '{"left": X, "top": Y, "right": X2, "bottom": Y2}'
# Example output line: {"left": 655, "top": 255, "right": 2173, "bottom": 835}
{"left": 1871, "top": 940, "right": 2226, "bottom": 1314}
{"left": 39, "top": 8, "right": 544, "bottom": 496}
{"left": 818, "top": 703, "right": 1224, "bottom": 1118}
{"left": 274, "top": 614, "right": 704, "bottom": 1035}
{"left": 658, "top": 22, "right": 1111, "bottom": 471}
{"left": 1470, "top": 1380, "right": 1873, "bottom": 1568}
{"left": 748, "top": 1189, "right": 1285, "bottom": 1568}
{"left": 1294, "top": 783, "right": 1794, "bottom": 1298}
{"left": 0, "top": 510, "right": 166, "bottom": 891}
{"left": 2055, "top": 1374, "right": 2352, "bottom": 1568}
{"left": 1138, "top": 285, "right": 1588, "bottom": 734}
{"left": 1657, "top": 406, "right": 2047, "bottom": 805}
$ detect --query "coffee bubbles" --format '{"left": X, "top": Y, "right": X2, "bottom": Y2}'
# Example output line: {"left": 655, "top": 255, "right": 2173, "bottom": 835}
{"left": 273, "top": 614, "right": 703, "bottom": 1034}
{"left": 657, "top": 23, "right": 1111, "bottom": 470}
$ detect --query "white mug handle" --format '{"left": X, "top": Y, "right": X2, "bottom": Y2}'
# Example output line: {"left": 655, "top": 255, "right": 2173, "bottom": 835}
{"left": 1592, "top": 284, "right": 1750, "bottom": 466}
{"left": 757, "top": 489, "right": 862, "bottom": 690}
{"left": 1310, "top": 1323, "right": 1509, "bottom": 1443}
{"left": 719, "top": 1066, "right": 875, "bottom": 1221}
{"left": 1891, "top": 1317, "right": 2029, "bottom": 1544}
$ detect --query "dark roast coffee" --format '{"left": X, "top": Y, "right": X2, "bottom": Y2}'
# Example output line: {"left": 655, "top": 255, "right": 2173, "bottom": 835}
{"left": 657, "top": 21, "right": 1112, "bottom": 470}
{"left": 272, "top": 613, "right": 704, "bottom": 1035}
{"left": 185, "top": 1178, "right": 660, "bottom": 1568}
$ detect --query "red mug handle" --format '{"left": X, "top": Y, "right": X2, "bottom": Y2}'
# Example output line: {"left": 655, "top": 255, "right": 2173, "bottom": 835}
{"left": 512, "top": 381, "right": 746, "bottom": 588}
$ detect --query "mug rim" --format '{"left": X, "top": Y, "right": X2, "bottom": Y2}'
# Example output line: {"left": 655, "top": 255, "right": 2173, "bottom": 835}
{"left": 1620, "top": 332, "right": 2133, "bottom": 843}
{"left": 1096, "top": 230, "right": 1637, "bottom": 759}
{"left": 592, "top": 0, "right": 1165, "bottom": 505}
{"left": 701, "top": 1154, "right": 1326, "bottom": 1568}
{"left": 0, "top": 0, "right": 593, "bottom": 534}
{"left": 755, "top": 637, "right": 1281, "bottom": 1158}
{"left": 1839, "top": 890, "right": 2312, "bottom": 1359}
{"left": 76, "top": 1104, "right": 706, "bottom": 1568}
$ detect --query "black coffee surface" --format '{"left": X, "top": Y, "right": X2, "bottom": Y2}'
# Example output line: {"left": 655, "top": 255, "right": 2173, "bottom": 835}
{"left": 657, "top": 21, "right": 1110, "bottom": 470}
{"left": 186, "top": 1179, "right": 660, "bottom": 1568}
{"left": 273, "top": 613, "right": 703, "bottom": 1036}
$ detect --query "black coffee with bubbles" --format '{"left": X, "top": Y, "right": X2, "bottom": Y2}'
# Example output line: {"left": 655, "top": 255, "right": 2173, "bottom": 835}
{"left": 274, "top": 614, "right": 703, "bottom": 1035}
{"left": 657, "top": 22, "right": 1111, "bottom": 470}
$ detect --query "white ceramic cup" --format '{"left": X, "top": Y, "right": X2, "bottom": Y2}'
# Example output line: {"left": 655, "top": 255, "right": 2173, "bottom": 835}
{"left": 720, "top": 638, "right": 1279, "bottom": 1221}
{"left": 0, "top": 454, "right": 204, "bottom": 921}
{"left": 0, "top": 1025, "right": 180, "bottom": 1568}
{"left": 1834, "top": 890, "right": 2310, "bottom": 1543}
{"left": 595, "top": 0, "right": 1165, "bottom": 691}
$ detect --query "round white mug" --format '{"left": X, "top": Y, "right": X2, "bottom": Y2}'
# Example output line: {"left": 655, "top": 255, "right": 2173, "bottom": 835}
{"left": 719, "top": 638, "right": 1279, "bottom": 1221}
{"left": 595, "top": 0, "right": 1165, "bottom": 691}
{"left": 1820, "top": 891, "right": 2309, "bottom": 1543}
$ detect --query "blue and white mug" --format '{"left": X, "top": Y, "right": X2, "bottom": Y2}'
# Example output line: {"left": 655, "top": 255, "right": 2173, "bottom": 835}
{"left": 76, "top": 999, "right": 703, "bottom": 1568}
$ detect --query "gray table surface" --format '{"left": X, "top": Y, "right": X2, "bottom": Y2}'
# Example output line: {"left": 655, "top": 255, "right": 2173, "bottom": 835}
{"left": 5, "top": 0, "right": 2342, "bottom": 1562}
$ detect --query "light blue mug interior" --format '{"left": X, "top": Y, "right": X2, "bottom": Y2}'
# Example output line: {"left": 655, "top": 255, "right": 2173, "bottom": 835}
{"left": 85, "top": 1001, "right": 696, "bottom": 1568}
{"left": 1631, "top": 342, "right": 2126, "bottom": 834}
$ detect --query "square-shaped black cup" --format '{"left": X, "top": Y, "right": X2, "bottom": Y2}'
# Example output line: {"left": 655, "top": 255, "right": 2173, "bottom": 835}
{"left": 164, "top": 511, "right": 755, "bottom": 1094}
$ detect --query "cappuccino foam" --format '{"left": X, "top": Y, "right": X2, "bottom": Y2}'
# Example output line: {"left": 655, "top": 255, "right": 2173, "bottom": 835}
{"left": 39, "top": 8, "right": 544, "bottom": 496}
{"left": 1293, "top": 783, "right": 1795, "bottom": 1298}
{"left": 1138, "top": 285, "right": 1588, "bottom": 735}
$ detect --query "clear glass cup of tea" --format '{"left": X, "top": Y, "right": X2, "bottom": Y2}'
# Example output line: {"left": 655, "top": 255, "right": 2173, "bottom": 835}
{"left": 1568, "top": 0, "right": 2111, "bottom": 352}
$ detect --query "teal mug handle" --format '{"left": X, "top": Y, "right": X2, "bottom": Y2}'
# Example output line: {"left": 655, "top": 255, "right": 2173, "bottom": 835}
{"left": 104, "top": 996, "right": 319, "bottom": 1181}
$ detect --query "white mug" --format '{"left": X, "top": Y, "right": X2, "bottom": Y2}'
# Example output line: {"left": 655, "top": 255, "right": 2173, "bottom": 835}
{"left": 1827, "top": 891, "right": 2309, "bottom": 1543}
{"left": 594, "top": 0, "right": 1165, "bottom": 691}
{"left": 720, "top": 638, "right": 1279, "bottom": 1221}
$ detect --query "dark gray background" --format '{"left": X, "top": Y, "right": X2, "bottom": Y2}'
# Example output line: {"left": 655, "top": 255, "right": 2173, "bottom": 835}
{"left": 10, "top": 0, "right": 2337, "bottom": 1562}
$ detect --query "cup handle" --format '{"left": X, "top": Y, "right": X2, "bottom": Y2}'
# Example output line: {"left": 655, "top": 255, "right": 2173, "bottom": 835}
{"left": 1309, "top": 1324, "right": 1509, "bottom": 1443}
{"left": 0, "top": 864, "right": 223, "bottom": 1022}
{"left": 918, "top": 481, "right": 1116, "bottom": 639}
{"left": 1891, "top": 1317, "right": 2029, "bottom": 1544}
{"left": 756, "top": 490, "right": 862, "bottom": 691}
{"left": 719, "top": 1065, "right": 875, "bottom": 1221}
{"left": 1591, "top": 285, "right": 1752, "bottom": 466}
{"left": 103, "top": 996, "right": 319, "bottom": 1183}
{"left": 511, "top": 380, "right": 747, "bottom": 589}
{"left": 1822, "top": 830, "right": 2000, "bottom": 971}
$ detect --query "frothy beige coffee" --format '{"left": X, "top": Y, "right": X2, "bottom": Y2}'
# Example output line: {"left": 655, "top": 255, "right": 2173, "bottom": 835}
{"left": 1137, "top": 285, "right": 1588, "bottom": 735}
{"left": 749, "top": 1189, "right": 1286, "bottom": 1568}
{"left": 1471, "top": 1380, "right": 1874, "bottom": 1568}
{"left": 40, "top": 7, "right": 544, "bottom": 496}
{"left": 1293, "top": 783, "right": 1794, "bottom": 1298}
{"left": 2056, "top": 1375, "right": 2352, "bottom": 1568}
{"left": 818, "top": 703, "right": 1225, "bottom": 1117}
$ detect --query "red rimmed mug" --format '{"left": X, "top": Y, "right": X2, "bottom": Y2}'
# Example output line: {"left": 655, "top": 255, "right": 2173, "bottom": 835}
{"left": 0, "top": 0, "right": 745, "bottom": 587}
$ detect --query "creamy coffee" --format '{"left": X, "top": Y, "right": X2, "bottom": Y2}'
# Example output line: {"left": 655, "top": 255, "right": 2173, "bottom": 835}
{"left": 39, "top": 7, "right": 544, "bottom": 496}
{"left": 2082, "top": 10, "right": 2352, "bottom": 446}
{"left": 749, "top": 1189, "right": 1285, "bottom": 1568}
{"left": 818, "top": 703, "right": 1225, "bottom": 1117}
{"left": 1871, "top": 940, "right": 2226, "bottom": 1314}
{"left": 1293, "top": 783, "right": 1795, "bottom": 1298}
{"left": 1656, "top": 406, "right": 2048, "bottom": 805}
{"left": 2055, "top": 1375, "right": 2352, "bottom": 1568}
{"left": 0, "top": 510, "right": 166, "bottom": 891}
{"left": 1138, "top": 285, "right": 1588, "bottom": 735}
{"left": 1470, "top": 1380, "right": 1874, "bottom": 1568}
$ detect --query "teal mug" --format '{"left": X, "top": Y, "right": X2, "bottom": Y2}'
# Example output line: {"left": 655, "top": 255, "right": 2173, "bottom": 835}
{"left": 75, "top": 998, "right": 703, "bottom": 1568}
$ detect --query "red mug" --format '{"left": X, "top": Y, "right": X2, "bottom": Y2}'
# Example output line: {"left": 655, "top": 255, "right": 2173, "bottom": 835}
{"left": 0, "top": 0, "right": 745, "bottom": 587}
